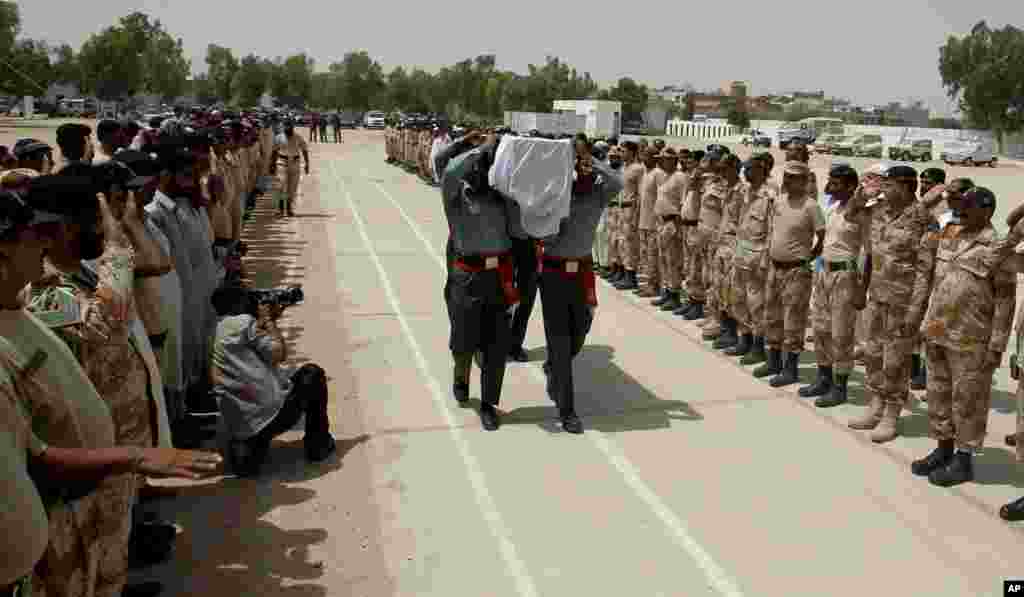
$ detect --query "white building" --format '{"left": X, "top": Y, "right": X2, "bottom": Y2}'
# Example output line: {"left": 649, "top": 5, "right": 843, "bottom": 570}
{"left": 552, "top": 99, "right": 622, "bottom": 139}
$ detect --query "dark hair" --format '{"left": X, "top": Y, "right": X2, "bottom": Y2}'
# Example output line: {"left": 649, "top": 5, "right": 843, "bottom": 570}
{"left": 829, "top": 164, "right": 859, "bottom": 186}
{"left": 691, "top": 150, "right": 706, "bottom": 162}
{"left": 56, "top": 124, "right": 92, "bottom": 161}
{"left": 97, "top": 120, "right": 121, "bottom": 144}
{"left": 574, "top": 132, "right": 589, "bottom": 144}
{"left": 950, "top": 177, "right": 974, "bottom": 191}
{"left": 621, "top": 141, "right": 639, "bottom": 155}
{"left": 211, "top": 287, "right": 249, "bottom": 316}
{"left": 920, "top": 167, "right": 946, "bottom": 184}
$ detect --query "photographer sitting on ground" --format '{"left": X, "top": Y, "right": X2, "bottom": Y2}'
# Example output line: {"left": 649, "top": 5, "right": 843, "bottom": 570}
{"left": 209, "top": 287, "right": 335, "bottom": 476}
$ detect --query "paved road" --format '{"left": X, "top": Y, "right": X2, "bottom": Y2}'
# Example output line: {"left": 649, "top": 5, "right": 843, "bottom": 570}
{"left": 145, "top": 130, "right": 1024, "bottom": 597}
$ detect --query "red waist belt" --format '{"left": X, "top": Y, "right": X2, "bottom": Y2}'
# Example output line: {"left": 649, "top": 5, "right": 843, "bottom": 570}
{"left": 539, "top": 256, "right": 598, "bottom": 307}
{"left": 454, "top": 252, "right": 520, "bottom": 306}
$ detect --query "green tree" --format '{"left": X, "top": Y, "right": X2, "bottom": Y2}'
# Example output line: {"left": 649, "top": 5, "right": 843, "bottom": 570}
{"left": 330, "top": 51, "right": 385, "bottom": 111}
{"left": 231, "top": 54, "right": 270, "bottom": 107}
{"left": 0, "top": 39, "right": 52, "bottom": 96}
{"left": 192, "top": 74, "right": 216, "bottom": 105}
{"left": 939, "top": 21, "right": 1024, "bottom": 150}
{"left": 277, "top": 53, "right": 314, "bottom": 107}
{"left": 599, "top": 77, "right": 649, "bottom": 120}
{"left": 49, "top": 43, "right": 78, "bottom": 85}
{"left": 206, "top": 44, "right": 239, "bottom": 103}
{"left": 0, "top": 0, "right": 19, "bottom": 58}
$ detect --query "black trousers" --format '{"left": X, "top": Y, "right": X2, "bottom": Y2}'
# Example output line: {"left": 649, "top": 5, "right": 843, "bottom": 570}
{"left": 509, "top": 237, "right": 539, "bottom": 352}
{"left": 539, "top": 271, "right": 594, "bottom": 414}
{"left": 235, "top": 364, "right": 332, "bottom": 473}
{"left": 447, "top": 267, "right": 511, "bottom": 406}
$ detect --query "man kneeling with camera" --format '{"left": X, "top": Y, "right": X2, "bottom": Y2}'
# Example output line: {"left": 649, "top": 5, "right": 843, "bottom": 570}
{"left": 209, "top": 287, "right": 336, "bottom": 476}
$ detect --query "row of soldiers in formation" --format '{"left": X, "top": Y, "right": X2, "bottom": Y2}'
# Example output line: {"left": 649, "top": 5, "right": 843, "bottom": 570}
{"left": 592, "top": 136, "right": 1024, "bottom": 503}
{"left": 385, "top": 126, "right": 452, "bottom": 183}
{"left": 381, "top": 127, "right": 1024, "bottom": 519}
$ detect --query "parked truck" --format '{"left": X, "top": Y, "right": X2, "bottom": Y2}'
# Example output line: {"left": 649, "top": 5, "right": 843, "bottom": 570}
{"left": 504, "top": 111, "right": 585, "bottom": 137}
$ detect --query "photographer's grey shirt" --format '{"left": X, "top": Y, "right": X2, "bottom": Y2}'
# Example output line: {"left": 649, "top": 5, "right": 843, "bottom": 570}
{"left": 211, "top": 314, "right": 292, "bottom": 439}
{"left": 544, "top": 162, "right": 623, "bottom": 258}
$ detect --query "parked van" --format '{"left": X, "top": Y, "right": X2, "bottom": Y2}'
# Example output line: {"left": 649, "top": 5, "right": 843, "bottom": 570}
{"left": 940, "top": 138, "right": 998, "bottom": 167}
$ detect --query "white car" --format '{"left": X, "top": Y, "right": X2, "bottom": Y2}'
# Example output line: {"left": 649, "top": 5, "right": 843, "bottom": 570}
{"left": 364, "top": 111, "right": 386, "bottom": 129}
{"left": 940, "top": 140, "right": 998, "bottom": 167}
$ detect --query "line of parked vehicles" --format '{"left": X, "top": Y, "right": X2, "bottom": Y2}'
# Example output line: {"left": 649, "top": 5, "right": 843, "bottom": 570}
{"left": 740, "top": 116, "right": 998, "bottom": 167}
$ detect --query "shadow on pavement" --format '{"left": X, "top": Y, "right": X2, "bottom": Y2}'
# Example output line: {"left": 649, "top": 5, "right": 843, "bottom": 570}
{"left": 503, "top": 344, "right": 704, "bottom": 434}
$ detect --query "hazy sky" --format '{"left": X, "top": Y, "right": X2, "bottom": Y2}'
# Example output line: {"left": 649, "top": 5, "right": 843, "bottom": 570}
{"left": 17, "top": 1, "right": 1024, "bottom": 117}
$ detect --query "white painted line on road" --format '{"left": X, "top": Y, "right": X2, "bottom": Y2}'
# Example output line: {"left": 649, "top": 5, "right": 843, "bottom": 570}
{"left": 330, "top": 161, "right": 540, "bottom": 597}
{"left": 365, "top": 171, "right": 746, "bottom": 597}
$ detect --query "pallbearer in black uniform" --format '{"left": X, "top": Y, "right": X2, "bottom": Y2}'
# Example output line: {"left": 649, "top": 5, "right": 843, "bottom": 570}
{"left": 540, "top": 140, "right": 624, "bottom": 434}
{"left": 438, "top": 132, "right": 518, "bottom": 431}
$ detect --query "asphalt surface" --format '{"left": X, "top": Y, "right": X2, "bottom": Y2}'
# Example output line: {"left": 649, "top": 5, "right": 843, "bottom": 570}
{"left": 20, "top": 125, "right": 1013, "bottom": 597}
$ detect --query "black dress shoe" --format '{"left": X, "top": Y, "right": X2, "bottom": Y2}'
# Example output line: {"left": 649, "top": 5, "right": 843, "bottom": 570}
{"left": 480, "top": 404, "right": 500, "bottom": 431}
{"left": 1007, "top": 433, "right": 1018, "bottom": 447}
{"left": 1000, "top": 496, "right": 1024, "bottom": 521}
{"left": 561, "top": 412, "right": 584, "bottom": 434}
{"left": 122, "top": 581, "right": 163, "bottom": 597}
{"left": 928, "top": 450, "right": 973, "bottom": 487}
{"left": 508, "top": 347, "right": 529, "bottom": 362}
{"left": 453, "top": 382, "right": 470, "bottom": 405}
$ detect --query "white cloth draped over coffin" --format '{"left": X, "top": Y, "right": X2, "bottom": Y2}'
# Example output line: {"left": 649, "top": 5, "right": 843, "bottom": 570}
{"left": 488, "top": 136, "right": 575, "bottom": 238}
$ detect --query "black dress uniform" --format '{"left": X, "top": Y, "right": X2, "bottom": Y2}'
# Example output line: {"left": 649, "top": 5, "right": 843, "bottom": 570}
{"left": 540, "top": 160, "right": 623, "bottom": 433}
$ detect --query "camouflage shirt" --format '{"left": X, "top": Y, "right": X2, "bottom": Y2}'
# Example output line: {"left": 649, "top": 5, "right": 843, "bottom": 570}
{"left": 717, "top": 180, "right": 745, "bottom": 245}
{"left": 866, "top": 200, "right": 935, "bottom": 324}
{"left": 922, "top": 225, "right": 1017, "bottom": 354}
{"left": 734, "top": 182, "right": 776, "bottom": 270}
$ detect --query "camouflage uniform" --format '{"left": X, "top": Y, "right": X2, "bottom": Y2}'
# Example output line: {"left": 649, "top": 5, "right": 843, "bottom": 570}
{"left": 709, "top": 180, "right": 743, "bottom": 324}
{"left": 811, "top": 200, "right": 871, "bottom": 375}
{"left": 854, "top": 201, "right": 935, "bottom": 439}
{"left": 683, "top": 174, "right": 721, "bottom": 311}
{"left": 637, "top": 162, "right": 667, "bottom": 294}
{"left": 731, "top": 181, "right": 775, "bottom": 338}
{"left": 654, "top": 167, "right": 687, "bottom": 293}
{"left": 617, "top": 162, "right": 645, "bottom": 277}
{"left": 921, "top": 224, "right": 1015, "bottom": 451}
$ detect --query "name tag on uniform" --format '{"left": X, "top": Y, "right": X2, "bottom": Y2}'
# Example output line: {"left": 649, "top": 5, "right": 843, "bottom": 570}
{"left": 485, "top": 257, "right": 499, "bottom": 269}
{"left": 566, "top": 261, "right": 579, "bottom": 273}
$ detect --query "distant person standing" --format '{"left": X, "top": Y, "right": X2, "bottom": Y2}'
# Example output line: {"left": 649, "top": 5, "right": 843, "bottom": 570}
{"left": 319, "top": 114, "right": 329, "bottom": 143}
{"left": 270, "top": 121, "right": 310, "bottom": 217}
{"left": 309, "top": 114, "right": 319, "bottom": 143}
{"left": 331, "top": 112, "right": 342, "bottom": 143}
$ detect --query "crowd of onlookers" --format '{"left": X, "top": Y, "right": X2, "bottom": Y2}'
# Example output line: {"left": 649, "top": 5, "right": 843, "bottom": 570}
{"left": 1, "top": 109, "right": 334, "bottom": 597}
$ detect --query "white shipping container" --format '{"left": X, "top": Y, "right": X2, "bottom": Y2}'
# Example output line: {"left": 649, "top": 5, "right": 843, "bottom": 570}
{"left": 504, "top": 111, "right": 585, "bottom": 136}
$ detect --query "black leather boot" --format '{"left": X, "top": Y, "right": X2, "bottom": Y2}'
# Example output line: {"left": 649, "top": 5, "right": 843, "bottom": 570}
{"left": 683, "top": 302, "right": 705, "bottom": 320}
{"left": 713, "top": 318, "right": 738, "bottom": 350}
{"left": 911, "top": 439, "right": 955, "bottom": 476}
{"left": 1000, "top": 496, "right": 1024, "bottom": 521}
{"left": 815, "top": 374, "right": 848, "bottom": 407}
{"left": 724, "top": 333, "right": 753, "bottom": 356}
{"left": 651, "top": 288, "right": 671, "bottom": 307}
{"left": 615, "top": 270, "right": 638, "bottom": 290}
{"left": 798, "top": 365, "right": 833, "bottom": 397}
{"left": 673, "top": 301, "right": 691, "bottom": 316}
{"left": 753, "top": 348, "right": 782, "bottom": 378}
{"left": 740, "top": 336, "right": 767, "bottom": 365}
{"left": 910, "top": 354, "right": 927, "bottom": 390}
{"left": 608, "top": 266, "right": 624, "bottom": 284}
{"left": 928, "top": 450, "right": 973, "bottom": 487}
{"left": 661, "top": 290, "right": 683, "bottom": 312}
{"left": 769, "top": 352, "right": 800, "bottom": 387}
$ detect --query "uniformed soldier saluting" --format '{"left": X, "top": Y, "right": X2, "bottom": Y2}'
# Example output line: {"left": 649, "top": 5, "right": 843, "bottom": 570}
{"left": 801, "top": 164, "right": 871, "bottom": 407}
{"left": 540, "top": 140, "right": 623, "bottom": 434}
{"left": 612, "top": 142, "right": 644, "bottom": 291}
{"left": 651, "top": 148, "right": 686, "bottom": 313}
{"left": 845, "top": 165, "right": 935, "bottom": 443}
{"left": 912, "top": 187, "right": 1014, "bottom": 486}
{"left": 436, "top": 131, "right": 518, "bottom": 431}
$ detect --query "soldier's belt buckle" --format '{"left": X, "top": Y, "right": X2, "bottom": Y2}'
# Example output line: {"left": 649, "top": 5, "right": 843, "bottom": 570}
{"left": 566, "top": 260, "right": 579, "bottom": 273}
{"left": 485, "top": 257, "right": 499, "bottom": 270}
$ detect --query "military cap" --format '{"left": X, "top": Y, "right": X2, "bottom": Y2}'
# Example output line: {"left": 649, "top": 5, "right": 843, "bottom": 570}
{"left": 56, "top": 123, "right": 93, "bottom": 146}
{"left": 963, "top": 186, "right": 996, "bottom": 209}
{"left": 23, "top": 175, "right": 101, "bottom": 221}
{"left": 112, "top": 149, "right": 160, "bottom": 184}
{"left": 658, "top": 148, "right": 678, "bottom": 159}
{"left": 13, "top": 139, "right": 51, "bottom": 159}
{"left": 829, "top": 163, "right": 858, "bottom": 179}
{"left": 0, "top": 188, "right": 64, "bottom": 238}
{"left": 920, "top": 167, "right": 946, "bottom": 184}
{"left": 783, "top": 161, "right": 811, "bottom": 176}
{"left": 884, "top": 164, "right": 917, "bottom": 180}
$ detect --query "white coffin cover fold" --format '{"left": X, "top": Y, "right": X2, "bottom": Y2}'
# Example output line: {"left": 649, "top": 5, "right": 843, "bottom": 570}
{"left": 488, "top": 136, "right": 574, "bottom": 238}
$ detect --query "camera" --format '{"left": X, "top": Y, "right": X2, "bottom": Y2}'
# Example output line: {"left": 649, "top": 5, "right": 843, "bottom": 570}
{"left": 246, "top": 285, "right": 304, "bottom": 316}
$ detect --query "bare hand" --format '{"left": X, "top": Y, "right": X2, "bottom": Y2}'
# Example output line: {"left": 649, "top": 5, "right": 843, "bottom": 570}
{"left": 137, "top": 448, "right": 222, "bottom": 479}
{"left": 123, "top": 191, "right": 144, "bottom": 228}
{"left": 96, "top": 193, "right": 126, "bottom": 244}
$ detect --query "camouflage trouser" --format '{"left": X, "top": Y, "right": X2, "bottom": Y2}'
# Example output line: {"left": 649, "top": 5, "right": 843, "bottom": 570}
{"left": 810, "top": 269, "right": 860, "bottom": 374}
{"left": 620, "top": 208, "right": 641, "bottom": 271}
{"left": 731, "top": 264, "right": 766, "bottom": 336}
{"left": 676, "top": 226, "right": 688, "bottom": 283}
{"left": 685, "top": 233, "right": 708, "bottom": 303}
{"left": 863, "top": 299, "right": 914, "bottom": 407}
{"left": 606, "top": 208, "right": 621, "bottom": 265}
{"left": 657, "top": 220, "right": 683, "bottom": 290}
{"left": 642, "top": 230, "right": 660, "bottom": 287}
{"left": 925, "top": 343, "right": 994, "bottom": 450}
{"left": 763, "top": 263, "right": 813, "bottom": 353}
{"left": 712, "top": 241, "right": 736, "bottom": 316}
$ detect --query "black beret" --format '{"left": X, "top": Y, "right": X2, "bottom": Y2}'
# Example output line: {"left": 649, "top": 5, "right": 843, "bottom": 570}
{"left": 113, "top": 149, "right": 160, "bottom": 179}
{"left": 13, "top": 138, "right": 51, "bottom": 158}
{"left": 24, "top": 175, "right": 100, "bottom": 220}
{"left": 56, "top": 123, "right": 92, "bottom": 143}
{"left": 884, "top": 165, "right": 917, "bottom": 179}
{"left": 829, "top": 163, "right": 859, "bottom": 182}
